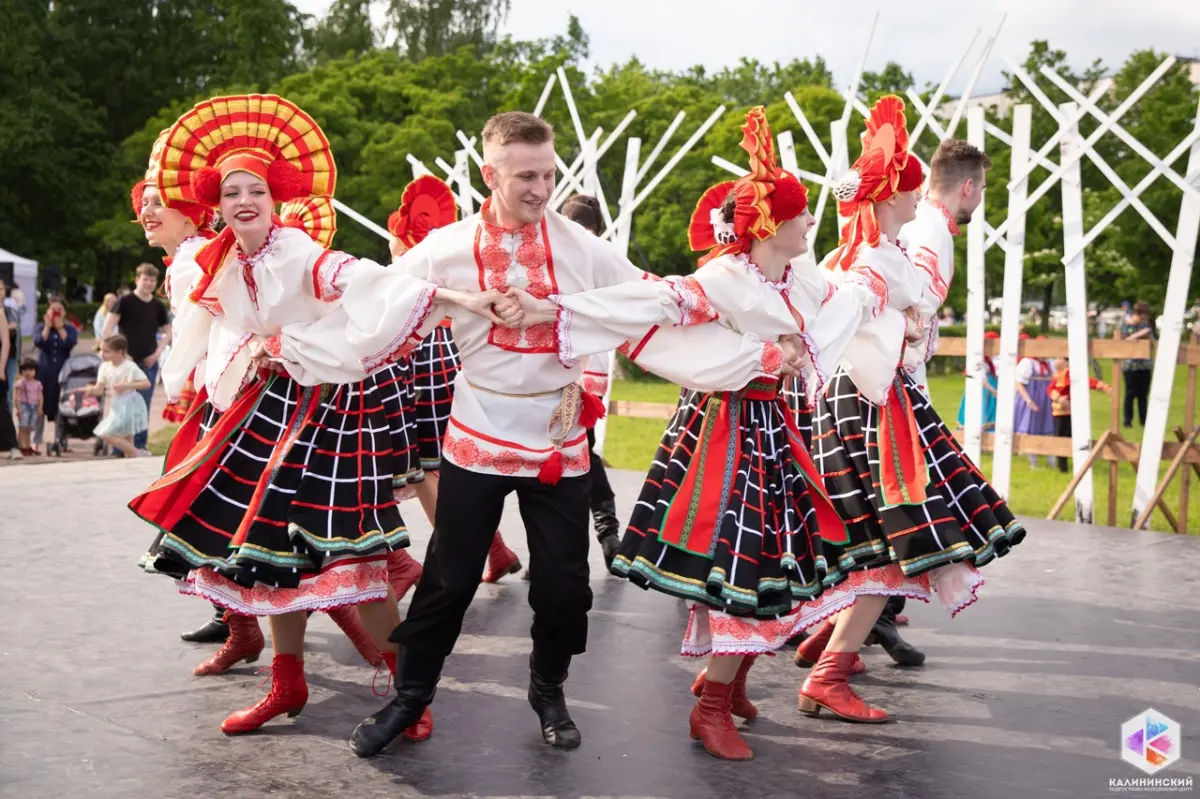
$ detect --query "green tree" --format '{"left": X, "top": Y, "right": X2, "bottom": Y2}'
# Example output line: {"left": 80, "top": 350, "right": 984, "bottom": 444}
{"left": 384, "top": 0, "right": 511, "bottom": 62}
{"left": 304, "top": 0, "right": 377, "bottom": 65}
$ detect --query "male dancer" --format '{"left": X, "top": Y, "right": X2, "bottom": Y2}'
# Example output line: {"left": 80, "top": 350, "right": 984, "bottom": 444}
{"left": 266, "top": 112, "right": 797, "bottom": 756}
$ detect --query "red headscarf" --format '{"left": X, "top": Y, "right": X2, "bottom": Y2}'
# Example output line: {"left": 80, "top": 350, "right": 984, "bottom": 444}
{"left": 688, "top": 106, "right": 809, "bottom": 266}
{"left": 829, "top": 95, "right": 924, "bottom": 270}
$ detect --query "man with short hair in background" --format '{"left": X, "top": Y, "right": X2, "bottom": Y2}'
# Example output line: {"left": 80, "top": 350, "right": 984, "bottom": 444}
{"left": 104, "top": 263, "right": 171, "bottom": 452}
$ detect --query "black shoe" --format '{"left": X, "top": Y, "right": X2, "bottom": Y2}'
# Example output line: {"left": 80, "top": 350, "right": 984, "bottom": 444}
{"left": 598, "top": 533, "right": 619, "bottom": 570}
{"left": 869, "top": 615, "right": 926, "bottom": 667}
{"left": 591, "top": 500, "right": 621, "bottom": 571}
{"left": 528, "top": 652, "right": 581, "bottom": 749}
{"left": 350, "top": 692, "right": 430, "bottom": 757}
{"left": 350, "top": 646, "right": 440, "bottom": 758}
{"left": 180, "top": 618, "right": 229, "bottom": 643}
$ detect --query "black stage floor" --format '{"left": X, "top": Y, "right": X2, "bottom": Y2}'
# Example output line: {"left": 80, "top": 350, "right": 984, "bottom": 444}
{"left": 2, "top": 460, "right": 1197, "bottom": 799}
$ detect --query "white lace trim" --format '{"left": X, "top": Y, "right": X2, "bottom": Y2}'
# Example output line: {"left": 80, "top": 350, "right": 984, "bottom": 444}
{"left": 731, "top": 253, "right": 794, "bottom": 292}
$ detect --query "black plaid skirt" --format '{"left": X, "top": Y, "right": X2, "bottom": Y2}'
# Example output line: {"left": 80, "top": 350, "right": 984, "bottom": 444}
{"left": 611, "top": 384, "right": 844, "bottom": 619}
{"left": 781, "top": 375, "right": 813, "bottom": 448}
{"left": 367, "top": 360, "right": 424, "bottom": 488}
{"left": 409, "top": 323, "right": 460, "bottom": 470}
{"left": 810, "top": 367, "right": 1024, "bottom": 578}
{"left": 135, "top": 373, "right": 408, "bottom": 602}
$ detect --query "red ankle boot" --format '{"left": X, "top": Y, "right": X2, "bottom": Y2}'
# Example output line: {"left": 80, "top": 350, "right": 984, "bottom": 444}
{"left": 194, "top": 613, "right": 265, "bottom": 676}
{"left": 688, "top": 679, "right": 753, "bottom": 760}
{"left": 387, "top": 549, "right": 423, "bottom": 602}
{"left": 689, "top": 658, "right": 758, "bottom": 720}
{"left": 220, "top": 654, "right": 308, "bottom": 734}
{"left": 481, "top": 532, "right": 521, "bottom": 583}
{"left": 798, "top": 650, "right": 888, "bottom": 723}
{"left": 794, "top": 619, "right": 834, "bottom": 668}
{"left": 326, "top": 606, "right": 383, "bottom": 667}
{"left": 380, "top": 652, "right": 434, "bottom": 743}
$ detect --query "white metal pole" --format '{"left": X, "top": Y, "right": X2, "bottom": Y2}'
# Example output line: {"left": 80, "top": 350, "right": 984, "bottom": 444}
{"left": 634, "top": 111, "right": 686, "bottom": 185}
{"left": 990, "top": 104, "right": 1033, "bottom": 498}
{"left": 911, "top": 28, "right": 981, "bottom": 143}
{"left": 1058, "top": 102, "right": 1096, "bottom": 523}
{"left": 963, "top": 106, "right": 988, "bottom": 464}
{"left": 331, "top": 198, "right": 391, "bottom": 241}
{"left": 944, "top": 14, "right": 1006, "bottom": 139}
{"left": 1131, "top": 96, "right": 1200, "bottom": 527}
{"left": 593, "top": 136, "right": 643, "bottom": 459}
{"left": 453, "top": 150, "right": 475, "bottom": 215}
{"left": 533, "top": 73, "right": 557, "bottom": 117}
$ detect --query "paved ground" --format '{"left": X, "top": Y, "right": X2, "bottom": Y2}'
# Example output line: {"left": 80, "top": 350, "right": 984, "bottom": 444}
{"left": 1, "top": 460, "right": 1197, "bottom": 799}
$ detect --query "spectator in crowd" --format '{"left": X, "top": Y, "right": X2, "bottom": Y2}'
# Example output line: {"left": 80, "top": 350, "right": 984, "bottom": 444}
{"left": 75, "top": 334, "right": 150, "bottom": 458}
{"left": 938, "top": 306, "right": 957, "bottom": 328}
{"left": 34, "top": 295, "right": 78, "bottom": 450}
{"left": 1118, "top": 301, "right": 1155, "bottom": 428}
{"left": 1048, "top": 357, "right": 1110, "bottom": 473}
{"left": 1187, "top": 296, "right": 1200, "bottom": 339}
{"left": 0, "top": 302, "right": 20, "bottom": 459}
{"left": 93, "top": 293, "right": 118, "bottom": 344}
{"left": 15, "top": 357, "right": 42, "bottom": 456}
{"left": 103, "top": 263, "right": 171, "bottom": 453}
{"left": 1, "top": 279, "right": 19, "bottom": 411}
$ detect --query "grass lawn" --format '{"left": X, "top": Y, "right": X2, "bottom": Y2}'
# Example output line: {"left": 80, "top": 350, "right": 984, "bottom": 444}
{"left": 608, "top": 368, "right": 1198, "bottom": 534}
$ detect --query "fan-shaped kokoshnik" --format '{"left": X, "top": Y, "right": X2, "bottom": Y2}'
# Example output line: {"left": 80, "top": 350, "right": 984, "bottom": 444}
{"left": 156, "top": 94, "right": 337, "bottom": 207}
{"left": 279, "top": 195, "right": 338, "bottom": 248}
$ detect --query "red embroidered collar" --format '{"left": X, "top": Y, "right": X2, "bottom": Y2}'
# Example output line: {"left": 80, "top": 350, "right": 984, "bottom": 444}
{"left": 927, "top": 199, "right": 961, "bottom": 236}
{"left": 479, "top": 197, "right": 541, "bottom": 238}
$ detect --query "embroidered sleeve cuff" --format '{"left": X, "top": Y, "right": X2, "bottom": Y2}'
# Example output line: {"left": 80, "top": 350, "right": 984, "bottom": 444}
{"left": 312, "top": 250, "right": 357, "bottom": 303}
{"left": 361, "top": 284, "right": 438, "bottom": 373}
{"left": 554, "top": 306, "right": 578, "bottom": 369}
{"left": 760, "top": 342, "right": 785, "bottom": 376}
{"left": 263, "top": 334, "right": 283, "bottom": 359}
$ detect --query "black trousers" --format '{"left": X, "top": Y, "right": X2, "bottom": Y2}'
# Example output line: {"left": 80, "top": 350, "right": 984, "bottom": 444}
{"left": 1123, "top": 368, "right": 1150, "bottom": 427}
{"left": 586, "top": 427, "right": 614, "bottom": 506}
{"left": 390, "top": 459, "right": 593, "bottom": 661}
{"left": 1054, "top": 414, "right": 1072, "bottom": 472}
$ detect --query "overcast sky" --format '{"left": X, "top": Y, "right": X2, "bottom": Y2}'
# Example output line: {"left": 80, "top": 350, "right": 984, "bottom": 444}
{"left": 295, "top": 0, "right": 1200, "bottom": 94}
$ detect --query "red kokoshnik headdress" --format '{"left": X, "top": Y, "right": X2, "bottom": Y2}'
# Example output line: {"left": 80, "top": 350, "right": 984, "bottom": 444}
{"left": 829, "top": 95, "right": 924, "bottom": 270}
{"left": 688, "top": 106, "right": 809, "bottom": 266}
{"left": 387, "top": 175, "right": 459, "bottom": 249}
{"left": 155, "top": 94, "right": 337, "bottom": 296}
{"left": 279, "top": 196, "right": 338, "bottom": 248}
{"left": 131, "top": 129, "right": 215, "bottom": 232}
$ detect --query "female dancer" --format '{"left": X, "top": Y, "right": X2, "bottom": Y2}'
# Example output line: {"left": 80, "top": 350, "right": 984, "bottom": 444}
{"left": 528, "top": 107, "right": 881, "bottom": 759}
{"left": 128, "top": 93, "right": 495, "bottom": 736}
{"left": 795, "top": 96, "right": 1024, "bottom": 723}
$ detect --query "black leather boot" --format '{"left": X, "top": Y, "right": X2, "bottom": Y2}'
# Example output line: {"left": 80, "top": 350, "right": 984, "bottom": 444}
{"left": 866, "top": 612, "right": 925, "bottom": 667}
{"left": 180, "top": 606, "right": 230, "bottom": 643}
{"left": 350, "top": 646, "right": 441, "bottom": 758}
{"left": 591, "top": 499, "right": 620, "bottom": 570}
{"left": 528, "top": 651, "right": 581, "bottom": 749}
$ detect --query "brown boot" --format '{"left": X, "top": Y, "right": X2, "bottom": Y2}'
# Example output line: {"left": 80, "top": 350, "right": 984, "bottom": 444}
{"left": 326, "top": 606, "right": 383, "bottom": 667}
{"left": 794, "top": 618, "right": 834, "bottom": 668}
{"left": 220, "top": 654, "right": 308, "bottom": 734}
{"left": 481, "top": 531, "right": 521, "bottom": 583}
{"left": 729, "top": 656, "right": 758, "bottom": 720}
{"left": 688, "top": 679, "right": 753, "bottom": 760}
{"left": 193, "top": 613, "right": 265, "bottom": 676}
{"left": 798, "top": 650, "right": 889, "bottom": 723}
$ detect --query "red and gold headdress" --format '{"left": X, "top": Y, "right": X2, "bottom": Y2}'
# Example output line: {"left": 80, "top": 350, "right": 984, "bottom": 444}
{"left": 156, "top": 94, "right": 337, "bottom": 282}
{"left": 387, "top": 175, "right": 458, "bottom": 250}
{"left": 829, "top": 95, "right": 924, "bottom": 270}
{"left": 688, "top": 106, "right": 809, "bottom": 266}
{"left": 131, "top": 130, "right": 214, "bottom": 231}
{"left": 280, "top": 196, "right": 337, "bottom": 247}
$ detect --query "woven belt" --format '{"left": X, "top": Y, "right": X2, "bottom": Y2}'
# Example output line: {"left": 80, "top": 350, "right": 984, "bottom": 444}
{"left": 465, "top": 380, "right": 564, "bottom": 399}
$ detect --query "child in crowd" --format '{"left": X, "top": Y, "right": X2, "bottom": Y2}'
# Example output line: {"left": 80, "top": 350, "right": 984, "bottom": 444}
{"left": 78, "top": 335, "right": 151, "bottom": 458}
{"left": 15, "top": 358, "right": 43, "bottom": 456}
{"left": 1048, "top": 357, "right": 1110, "bottom": 473}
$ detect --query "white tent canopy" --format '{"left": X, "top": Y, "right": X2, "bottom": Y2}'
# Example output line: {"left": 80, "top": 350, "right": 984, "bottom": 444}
{"left": 0, "top": 246, "right": 39, "bottom": 337}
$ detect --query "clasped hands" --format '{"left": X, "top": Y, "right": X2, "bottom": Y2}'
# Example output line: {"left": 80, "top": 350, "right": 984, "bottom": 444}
{"left": 461, "top": 287, "right": 555, "bottom": 330}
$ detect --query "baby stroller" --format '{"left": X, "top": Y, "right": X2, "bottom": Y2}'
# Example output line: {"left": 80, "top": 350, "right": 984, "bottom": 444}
{"left": 50, "top": 353, "right": 106, "bottom": 457}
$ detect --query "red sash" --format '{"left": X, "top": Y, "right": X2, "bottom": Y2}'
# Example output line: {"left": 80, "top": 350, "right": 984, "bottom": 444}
{"left": 128, "top": 379, "right": 269, "bottom": 532}
{"left": 877, "top": 374, "right": 929, "bottom": 508}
